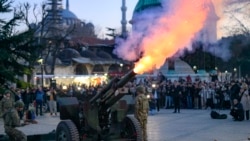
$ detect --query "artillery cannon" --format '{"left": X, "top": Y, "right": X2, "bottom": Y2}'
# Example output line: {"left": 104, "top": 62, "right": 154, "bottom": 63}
{"left": 56, "top": 70, "right": 143, "bottom": 141}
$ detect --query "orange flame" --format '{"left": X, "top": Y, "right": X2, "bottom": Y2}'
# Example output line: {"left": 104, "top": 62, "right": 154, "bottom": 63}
{"left": 133, "top": 0, "right": 209, "bottom": 74}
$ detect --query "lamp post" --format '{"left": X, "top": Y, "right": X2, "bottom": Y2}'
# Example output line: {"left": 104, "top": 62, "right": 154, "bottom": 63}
{"left": 118, "top": 63, "right": 123, "bottom": 76}
{"left": 37, "top": 59, "right": 44, "bottom": 88}
{"left": 233, "top": 68, "right": 237, "bottom": 79}
{"left": 225, "top": 70, "right": 228, "bottom": 81}
{"left": 41, "top": 64, "right": 44, "bottom": 88}
{"left": 193, "top": 66, "right": 197, "bottom": 73}
{"left": 238, "top": 65, "right": 241, "bottom": 79}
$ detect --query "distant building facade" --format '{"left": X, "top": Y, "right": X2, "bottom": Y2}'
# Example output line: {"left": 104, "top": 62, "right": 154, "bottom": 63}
{"left": 33, "top": 0, "right": 130, "bottom": 87}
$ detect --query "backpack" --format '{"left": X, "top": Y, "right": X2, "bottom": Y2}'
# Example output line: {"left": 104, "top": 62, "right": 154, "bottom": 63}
{"left": 210, "top": 111, "right": 227, "bottom": 119}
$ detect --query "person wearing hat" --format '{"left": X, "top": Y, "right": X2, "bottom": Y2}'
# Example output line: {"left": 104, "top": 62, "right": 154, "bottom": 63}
{"left": 0, "top": 90, "right": 14, "bottom": 117}
{"left": 134, "top": 86, "right": 149, "bottom": 141}
{"left": 3, "top": 101, "right": 28, "bottom": 141}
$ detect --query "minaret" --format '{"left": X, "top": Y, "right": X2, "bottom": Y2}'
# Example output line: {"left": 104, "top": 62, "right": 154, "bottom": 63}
{"left": 121, "top": 0, "right": 127, "bottom": 38}
{"left": 47, "top": 0, "right": 62, "bottom": 25}
{"left": 199, "top": 0, "right": 219, "bottom": 43}
{"left": 66, "top": 0, "right": 69, "bottom": 10}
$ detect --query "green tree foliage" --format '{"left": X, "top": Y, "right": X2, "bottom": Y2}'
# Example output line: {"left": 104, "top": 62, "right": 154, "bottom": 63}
{"left": 181, "top": 42, "right": 224, "bottom": 72}
{"left": 181, "top": 34, "right": 250, "bottom": 76}
{"left": 0, "top": 0, "right": 41, "bottom": 86}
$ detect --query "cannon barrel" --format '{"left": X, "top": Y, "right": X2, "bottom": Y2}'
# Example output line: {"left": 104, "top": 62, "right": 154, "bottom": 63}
{"left": 90, "top": 77, "right": 119, "bottom": 104}
{"left": 102, "top": 91, "right": 127, "bottom": 110}
{"left": 90, "top": 70, "right": 137, "bottom": 105}
{"left": 99, "top": 70, "right": 137, "bottom": 109}
{"left": 114, "top": 70, "right": 137, "bottom": 88}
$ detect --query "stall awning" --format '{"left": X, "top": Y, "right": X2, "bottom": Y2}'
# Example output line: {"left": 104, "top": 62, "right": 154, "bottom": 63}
{"left": 72, "top": 57, "right": 91, "bottom": 64}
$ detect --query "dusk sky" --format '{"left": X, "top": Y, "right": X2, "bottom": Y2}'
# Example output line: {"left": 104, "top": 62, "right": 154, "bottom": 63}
{"left": 8, "top": 0, "right": 247, "bottom": 39}
{"left": 13, "top": 0, "right": 137, "bottom": 30}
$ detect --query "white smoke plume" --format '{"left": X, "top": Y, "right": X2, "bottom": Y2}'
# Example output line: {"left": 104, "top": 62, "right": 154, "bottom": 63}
{"left": 113, "top": 6, "right": 165, "bottom": 61}
{"left": 113, "top": 0, "right": 234, "bottom": 64}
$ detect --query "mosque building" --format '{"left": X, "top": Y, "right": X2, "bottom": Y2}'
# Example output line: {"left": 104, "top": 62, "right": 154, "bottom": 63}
{"left": 34, "top": 0, "right": 129, "bottom": 87}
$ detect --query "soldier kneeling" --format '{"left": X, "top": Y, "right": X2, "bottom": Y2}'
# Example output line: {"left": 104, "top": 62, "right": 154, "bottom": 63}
{"left": 3, "top": 101, "right": 29, "bottom": 141}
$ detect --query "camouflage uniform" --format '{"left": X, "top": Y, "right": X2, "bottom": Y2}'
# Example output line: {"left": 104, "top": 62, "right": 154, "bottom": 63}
{"left": 0, "top": 93, "right": 14, "bottom": 117}
{"left": 3, "top": 101, "right": 27, "bottom": 141}
{"left": 134, "top": 86, "right": 149, "bottom": 141}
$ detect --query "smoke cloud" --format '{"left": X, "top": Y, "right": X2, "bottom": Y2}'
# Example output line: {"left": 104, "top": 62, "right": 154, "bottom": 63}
{"left": 113, "top": 0, "right": 233, "bottom": 74}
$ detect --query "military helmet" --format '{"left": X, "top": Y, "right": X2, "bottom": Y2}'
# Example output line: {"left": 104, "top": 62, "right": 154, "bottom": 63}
{"left": 15, "top": 101, "right": 24, "bottom": 108}
{"left": 4, "top": 90, "right": 11, "bottom": 95}
{"left": 136, "top": 86, "right": 145, "bottom": 93}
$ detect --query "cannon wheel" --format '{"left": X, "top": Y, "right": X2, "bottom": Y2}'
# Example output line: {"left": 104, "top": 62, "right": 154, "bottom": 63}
{"left": 122, "top": 115, "right": 143, "bottom": 141}
{"left": 56, "top": 120, "right": 79, "bottom": 141}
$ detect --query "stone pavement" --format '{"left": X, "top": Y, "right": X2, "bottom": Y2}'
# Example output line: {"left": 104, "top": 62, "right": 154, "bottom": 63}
{"left": 0, "top": 109, "right": 250, "bottom": 141}
{"left": 147, "top": 109, "right": 250, "bottom": 141}
{"left": 0, "top": 113, "right": 60, "bottom": 136}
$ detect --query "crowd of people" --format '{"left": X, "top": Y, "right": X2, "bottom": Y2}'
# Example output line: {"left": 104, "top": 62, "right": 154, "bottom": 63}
{"left": 1, "top": 73, "right": 250, "bottom": 120}
{"left": 1, "top": 72, "right": 250, "bottom": 140}
{"left": 136, "top": 74, "right": 250, "bottom": 121}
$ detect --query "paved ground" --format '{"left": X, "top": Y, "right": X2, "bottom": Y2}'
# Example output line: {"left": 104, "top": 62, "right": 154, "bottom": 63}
{"left": 1, "top": 109, "right": 250, "bottom": 141}
{"left": 148, "top": 109, "right": 250, "bottom": 141}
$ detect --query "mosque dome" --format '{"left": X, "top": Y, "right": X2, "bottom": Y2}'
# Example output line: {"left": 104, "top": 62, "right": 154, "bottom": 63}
{"left": 80, "top": 50, "right": 99, "bottom": 59}
{"left": 159, "top": 58, "right": 195, "bottom": 75}
{"left": 61, "top": 0, "right": 81, "bottom": 26}
{"left": 62, "top": 9, "right": 78, "bottom": 19}
{"left": 57, "top": 48, "right": 81, "bottom": 64}
{"left": 134, "top": 0, "right": 162, "bottom": 13}
{"left": 97, "top": 51, "right": 113, "bottom": 59}
{"left": 130, "top": 0, "right": 163, "bottom": 25}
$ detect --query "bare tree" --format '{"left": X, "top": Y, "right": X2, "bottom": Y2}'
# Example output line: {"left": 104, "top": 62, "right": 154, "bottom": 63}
{"left": 223, "top": 0, "right": 250, "bottom": 36}
{"left": 17, "top": 1, "right": 77, "bottom": 75}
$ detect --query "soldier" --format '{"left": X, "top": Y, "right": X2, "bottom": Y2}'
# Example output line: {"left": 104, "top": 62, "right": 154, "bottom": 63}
{"left": 134, "top": 86, "right": 149, "bottom": 141}
{"left": 3, "top": 101, "right": 28, "bottom": 141}
{"left": 0, "top": 90, "right": 15, "bottom": 117}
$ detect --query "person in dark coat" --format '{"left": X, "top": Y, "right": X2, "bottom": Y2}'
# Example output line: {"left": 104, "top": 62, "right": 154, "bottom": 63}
{"left": 172, "top": 81, "right": 182, "bottom": 113}
{"left": 185, "top": 83, "right": 194, "bottom": 109}
{"left": 230, "top": 80, "right": 241, "bottom": 104}
{"left": 164, "top": 82, "right": 173, "bottom": 109}
{"left": 152, "top": 84, "right": 161, "bottom": 112}
{"left": 230, "top": 99, "right": 244, "bottom": 121}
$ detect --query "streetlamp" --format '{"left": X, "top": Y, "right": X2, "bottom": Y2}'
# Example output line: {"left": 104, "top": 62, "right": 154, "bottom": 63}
{"left": 37, "top": 59, "right": 44, "bottom": 88}
{"left": 238, "top": 65, "right": 241, "bottom": 79}
{"left": 233, "top": 68, "right": 237, "bottom": 79}
{"left": 225, "top": 70, "right": 228, "bottom": 81}
{"left": 193, "top": 66, "right": 197, "bottom": 73}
